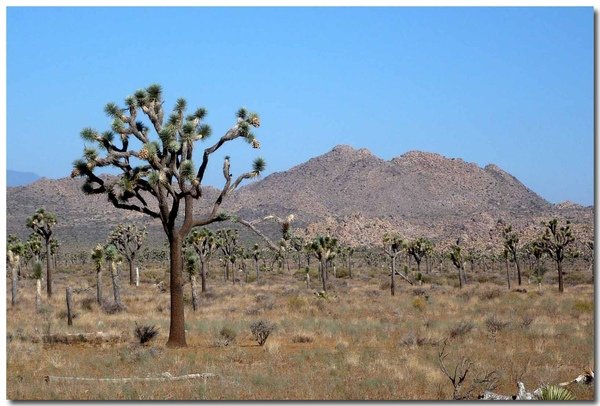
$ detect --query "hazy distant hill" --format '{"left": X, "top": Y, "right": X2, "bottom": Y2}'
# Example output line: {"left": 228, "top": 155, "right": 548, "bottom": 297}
{"left": 7, "top": 170, "right": 41, "bottom": 187}
{"left": 6, "top": 145, "right": 593, "bottom": 249}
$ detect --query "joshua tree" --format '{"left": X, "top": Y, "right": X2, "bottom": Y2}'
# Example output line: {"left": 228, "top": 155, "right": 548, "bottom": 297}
{"left": 251, "top": 243, "right": 262, "bottom": 283}
{"left": 449, "top": 243, "right": 466, "bottom": 289}
{"left": 33, "top": 261, "right": 43, "bottom": 312}
{"left": 523, "top": 240, "right": 545, "bottom": 283}
{"left": 91, "top": 244, "right": 105, "bottom": 305}
{"left": 7, "top": 237, "right": 25, "bottom": 307}
{"left": 186, "top": 227, "right": 217, "bottom": 292}
{"left": 383, "top": 233, "right": 405, "bottom": 296}
{"left": 502, "top": 225, "right": 522, "bottom": 286}
{"left": 539, "top": 219, "right": 575, "bottom": 293}
{"left": 310, "top": 235, "right": 339, "bottom": 292}
{"left": 108, "top": 224, "right": 147, "bottom": 285}
{"left": 72, "top": 84, "right": 267, "bottom": 347}
{"left": 26, "top": 208, "right": 56, "bottom": 297}
{"left": 183, "top": 248, "right": 200, "bottom": 311}
{"left": 24, "top": 233, "right": 43, "bottom": 273}
{"left": 49, "top": 238, "right": 60, "bottom": 269}
{"left": 104, "top": 244, "right": 124, "bottom": 311}
{"left": 407, "top": 237, "right": 433, "bottom": 275}
{"left": 216, "top": 229, "right": 241, "bottom": 284}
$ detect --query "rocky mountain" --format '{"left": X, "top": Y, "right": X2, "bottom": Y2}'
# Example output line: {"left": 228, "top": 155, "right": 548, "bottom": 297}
{"left": 6, "top": 145, "right": 593, "bottom": 250}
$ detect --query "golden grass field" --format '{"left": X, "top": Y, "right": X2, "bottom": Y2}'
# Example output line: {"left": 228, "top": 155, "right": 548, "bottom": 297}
{"left": 6, "top": 264, "right": 594, "bottom": 400}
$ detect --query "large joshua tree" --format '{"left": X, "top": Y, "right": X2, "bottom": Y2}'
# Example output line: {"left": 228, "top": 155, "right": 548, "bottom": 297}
{"left": 310, "top": 235, "right": 338, "bottom": 292}
{"left": 26, "top": 208, "right": 57, "bottom": 297}
{"left": 73, "top": 84, "right": 265, "bottom": 347}
{"left": 502, "top": 225, "right": 522, "bottom": 286}
{"left": 540, "top": 219, "right": 575, "bottom": 293}
{"left": 108, "top": 223, "right": 147, "bottom": 285}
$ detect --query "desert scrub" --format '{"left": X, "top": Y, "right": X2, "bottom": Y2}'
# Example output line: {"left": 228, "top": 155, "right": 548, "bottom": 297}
{"left": 250, "top": 320, "right": 275, "bottom": 346}
{"left": 287, "top": 295, "right": 307, "bottom": 311}
{"left": 213, "top": 326, "right": 237, "bottom": 347}
{"left": 412, "top": 296, "right": 427, "bottom": 311}
{"left": 134, "top": 323, "right": 159, "bottom": 345}
{"left": 448, "top": 321, "right": 474, "bottom": 339}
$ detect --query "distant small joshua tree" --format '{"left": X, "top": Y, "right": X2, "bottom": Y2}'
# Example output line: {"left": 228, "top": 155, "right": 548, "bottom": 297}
{"left": 186, "top": 227, "right": 218, "bottom": 292}
{"left": 26, "top": 208, "right": 57, "bottom": 297}
{"left": 91, "top": 244, "right": 105, "bottom": 305}
{"left": 502, "top": 225, "right": 522, "bottom": 286}
{"left": 540, "top": 219, "right": 575, "bottom": 293}
{"left": 7, "top": 237, "right": 25, "bottom": 307}
{"left": 104, "top": 244, "right": 124, "bottom": 311}
{"left": 383, "top": 233, "right": 405, "bottom": 296}
{"left": 310, "top": 235, "right": 338, "bottom": 292}
{"left": 108, "top": 224, "right": 147, "bottom": 285}
{"left": 407, "top": 237, "right": 433, "bottom": 275}
{"left": 449, "top": 243, "right": 466, "bottom": 289}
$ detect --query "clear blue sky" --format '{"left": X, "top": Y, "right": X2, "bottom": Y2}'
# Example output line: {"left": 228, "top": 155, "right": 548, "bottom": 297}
{"left": 7, "top": 7, "right": 593, "bottom": 205}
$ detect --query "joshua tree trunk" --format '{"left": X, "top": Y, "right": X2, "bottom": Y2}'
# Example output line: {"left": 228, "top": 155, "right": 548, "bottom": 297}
{"left": 190, "top": 274, "right": 199, "bottom": 312}
{"left": 457, "top": 265, "right": 463, "bottom": 289}
{"left": 306, "top": 272, "right": 310, "bottom": 289}
{"left": 347, "top": 256, "right": 352, "bottom": 278}
{"left": 320, "top": 260, "right": 327, "bottom": 292}
{"left": 110, "top": 261, "right": 123, "bottom": 309}
{"left": 231, "top": 262, "right": 236, "bottom": 285}
{"left": 557, "top": 259, "right": 564, "bottom": 293}
{"left": 66, "top": 287, "right": 74, "bottom": 326}
{"left": 255, "top": 258, "right": 260, "bottom": 283}
{"left": 391, "top": 256, "right": 396, "bottom": 296}
{"left": 45, "top": 242, "right": 53, "bottom": 297}
{"left": 135, "top": 267, "right": 140, "bottom": 287}
{"left": 36, "top": 279, "right": 42, "bottom": 312}
{"left": 200, "top": 259, "right": 207, "bottom": 293}
{"left": 129, "top": 259, "right": 135, "bottom": 285}
{"left": 166, "top": 236, "right": 186, "bottom": 348}
{"left": 11, "top": 264, "right": 18, "bottom": 307}
{"left": 505, "top": 257, "right": 511, "bottom": 290}
{"left": 96, "top": 267, "right": 103, "bottom": 305}
{"left": 514, "top": 257, "right": 522, "bottom": 286}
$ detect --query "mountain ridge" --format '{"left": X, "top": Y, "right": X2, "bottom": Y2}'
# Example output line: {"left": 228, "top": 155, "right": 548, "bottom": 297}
{"left": 7, "top": 145, "right": 593, "bottom": 249}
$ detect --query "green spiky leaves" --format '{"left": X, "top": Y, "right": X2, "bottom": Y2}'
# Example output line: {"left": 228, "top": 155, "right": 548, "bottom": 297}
{"left": 104, "top": 102, "right": 121, "bottom": 118}
{"left": 175, "top": 98, "right": 187, "bottom": 113}
{"left": 83, "top": 147, "right": 98, "bottom": 162}
{"left": 193, "top": 108, "right": 207, "bottom": 120}
{"left": 147, "top": 171, "right": 160, "bottom": 187}
{"left": 198, "top": 124, "right": 211, "bottom": 139}
{"left": 539, "top": 386, "right": 575, "bottom": 401}
{"left": 252, "top": 157, "right": 266, "bottom": 175}
{"left": 82, "top": 181, "right": 96, "bottom": 195}
{"left": 237, "top": 108, "right": 248, "bottom": 119}
{"left": 180, "top": 160, "right": 195, "bottom": 181}
{"left": 80, "top": 127, "right": 100, "bottom": 142}
{"left": 111, "top": 118, "right": 126, "bottom": 134}
{"left": 146, "top": 84, "right": 162, "bottom": 102}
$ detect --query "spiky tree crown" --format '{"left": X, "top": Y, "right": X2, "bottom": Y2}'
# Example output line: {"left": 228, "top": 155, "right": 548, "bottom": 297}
{"left": 383, "top": 233, "right": 404, "bottom": 255}
{"left": 108, "top": 223, "right": 147, "bottom": 260}
{"left": 72, "top": 84, "right": 265, "bottom": 233}
{"left": 540, "top": 218, "right": 575, "bottom": 261}
{"left": 26, "top": 208, "right": 56, "bottom": 241}
{"left": 91, "top": 244, "right": 105, "bottom": 267}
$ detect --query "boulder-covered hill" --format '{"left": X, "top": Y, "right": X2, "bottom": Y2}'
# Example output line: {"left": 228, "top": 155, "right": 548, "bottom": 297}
{"left": 6, "top": 145, "right": 593, "bottom": 249}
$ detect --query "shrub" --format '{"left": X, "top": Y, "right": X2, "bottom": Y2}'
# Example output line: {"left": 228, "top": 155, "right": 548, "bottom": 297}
{"left": 520, "top": 314, "right": 535, "bottom": 329}
{"left": 572, "top": 300, "right": 593, "bottom": 314}
{"left": 412, "top": 297, "right": 427, "bottom": 311}
{"left": 485, "top": 315, "right": 509, "bottom": 335}
{"left": 250, "top": 320, "right": 275, "bottom": 346}
{"left": 134, "top": 323, "right": 159, "bottom": 345}
{"left": 255, "top": 294, "right": 275, "bottom": 311}
{"left": 214, "top": 326, "right": 237, "bottom": 347}
{"left": 80, "top": 297, "right": 96, "bottom": 311}
{"left": 478, "top": 287, "right": 502, "bottom": 300}
{"left": 449, "top": 321, "right": 474, "bottom": 339}
{"left": 103, "top": 302, "right": 126, "bottom": 314}
{"left": 287, "top": 295, "right": 307, "bottom": 311}
{"left": 291, "top": 333, "right": 314, "bottom": 344}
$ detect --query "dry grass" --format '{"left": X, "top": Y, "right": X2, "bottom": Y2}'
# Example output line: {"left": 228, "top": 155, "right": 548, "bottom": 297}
{"left": 6, "top": 266, "right": 594, "bottom": 400}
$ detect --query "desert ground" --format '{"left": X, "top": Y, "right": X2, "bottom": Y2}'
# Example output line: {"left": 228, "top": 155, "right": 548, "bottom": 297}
{"left": 6, "top": 262, "right": 594, "bottom": 400}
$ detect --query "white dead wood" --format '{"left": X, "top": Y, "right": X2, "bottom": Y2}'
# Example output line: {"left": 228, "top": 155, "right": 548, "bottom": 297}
{"left": 480, "top": 369, "right": 594, "bottom": 400}
{"left": 42, "top": 331, "right": 127, "bottom": 345}
{"left": 45, "top": 372, "right": 217, "bottom": 383}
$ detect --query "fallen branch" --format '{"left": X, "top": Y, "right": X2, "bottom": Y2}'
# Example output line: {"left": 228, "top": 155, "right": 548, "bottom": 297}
{"left": 45, "top": 372, "right": 216, "bottom": 383}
